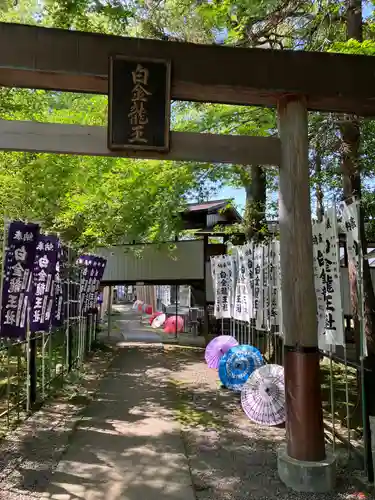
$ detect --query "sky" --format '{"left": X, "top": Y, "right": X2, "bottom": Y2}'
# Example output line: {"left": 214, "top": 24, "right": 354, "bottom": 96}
{"left": 216, "top": 185, "right": 246, "bottom": 211}
{"left": 364, "top": 2, "right": 373, "bottom": 18}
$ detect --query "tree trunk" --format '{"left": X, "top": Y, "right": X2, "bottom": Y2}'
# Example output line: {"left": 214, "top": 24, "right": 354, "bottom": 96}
{"left": 243, "top": 165, "right": 267, "bottom": 242}
{"left": 342, "top": 0, "right": 375, "bottom": 482}
{"left": 347, "top": 0, "right": 363, "bottom": 41}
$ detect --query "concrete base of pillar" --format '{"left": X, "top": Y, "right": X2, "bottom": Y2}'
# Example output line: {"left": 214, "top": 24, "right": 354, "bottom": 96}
{"left": 277, "top": 446, "right": 336, "bottom": 493}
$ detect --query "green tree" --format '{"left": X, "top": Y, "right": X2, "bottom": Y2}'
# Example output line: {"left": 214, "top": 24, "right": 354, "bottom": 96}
{"left": 0, "top": 88, "right": 207, "bottom": 248}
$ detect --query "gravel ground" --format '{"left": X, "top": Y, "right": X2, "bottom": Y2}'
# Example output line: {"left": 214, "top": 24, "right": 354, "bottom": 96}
{"left": 163, "top": 346, "right": 373, "bottom": 500}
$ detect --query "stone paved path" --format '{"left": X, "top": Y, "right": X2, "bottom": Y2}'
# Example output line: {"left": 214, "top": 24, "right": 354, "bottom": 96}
{"left": 41, "top": 345, "right": 195, "bottom": 500}
{"left": 109, "top": 305, "right": 163, "bottom": 344}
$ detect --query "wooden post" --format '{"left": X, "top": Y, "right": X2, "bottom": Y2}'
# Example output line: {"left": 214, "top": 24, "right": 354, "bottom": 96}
{"left": 151, "top": 285, "right": 157, "bottom": 313}
{"left": 102, "top": 286, "right": 109, "bottom": 320}
{"left": 107, "top": 286, "right": 113, "bottom": 338}
{"left": 277, "top": 96, "right": 326, "bottom": 462}
{"left": 175, "top": 285, "right": 179, "bottom": 338}
{"left": 28, "top": 333, "right": 37, "bottom": 409}
{"left": 203, "top": 235, "right": 209, "bottom": 343}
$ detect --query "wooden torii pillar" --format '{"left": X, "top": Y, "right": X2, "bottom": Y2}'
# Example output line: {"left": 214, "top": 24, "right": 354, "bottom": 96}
{"left": 277, "top": 96, "right": 335, "bottom": 492}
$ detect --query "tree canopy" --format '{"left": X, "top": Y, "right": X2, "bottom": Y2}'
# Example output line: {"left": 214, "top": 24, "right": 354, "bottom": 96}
{"left": 1, "top": 0, "right": 375, "bottom": 249}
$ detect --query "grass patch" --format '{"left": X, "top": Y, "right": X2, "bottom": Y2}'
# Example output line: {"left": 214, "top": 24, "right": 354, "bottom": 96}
{"left": 169, "top": 376, "right": 224, "bottom": 430}
{"left": 175, "top": 400, "right": 223, "bottom": 429}
{"left": 320, "top": 357, "right": 362, "bottom": 434}
{"left": 0, "top": 324, "right": 113, "bottom": 437}
{"left": 169, "top": 377, "right": 187, "bottom": 387}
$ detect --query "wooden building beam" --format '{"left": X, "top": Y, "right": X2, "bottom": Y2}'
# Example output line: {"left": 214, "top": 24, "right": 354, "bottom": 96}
{"left": 0, "top": 120, "right": 280, "bottom": 166}
{"left": 1, "top": 23, "right": 375, "bottom": 115}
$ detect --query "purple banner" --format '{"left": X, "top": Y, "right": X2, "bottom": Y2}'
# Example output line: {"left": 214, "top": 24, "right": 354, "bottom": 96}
{"left": 97, "top": 257, "right": 107, "bottom": 281}
{"left": 78, "top": 255, "right": 106, "bottom": 315}
{"left": 30, "top": 235, "right": 59, "bottom": 333}
{"left": 52, "top": 239, "right": 64, "bottom": 328}
{"left": 89, "top": 257, "right": 107, "bottom": 313}
{"left": 78, "top": 254, "right": 92, "bottom": 316}
{"left": 1, "top": 221, "right": 40, "bottom": 338}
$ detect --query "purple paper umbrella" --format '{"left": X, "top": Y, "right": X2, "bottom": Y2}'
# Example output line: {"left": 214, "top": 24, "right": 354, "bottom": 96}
{"left": 205, "top": 335, "right": 239, "bottom": 369}
{"left": 241, "top": 364, "right": 285, "bottom": 426}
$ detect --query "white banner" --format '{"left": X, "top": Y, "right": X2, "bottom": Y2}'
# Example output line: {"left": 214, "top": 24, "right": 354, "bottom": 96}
{"left": 341, "top": 201, "right": 360, "bottom": 270}
{"left": 234, "top": 246, "right": 251, "bottom": 321}
{"left": 253, "top": 245, "right": 264, "bottom": 330}
{"left": 227, "top": 254, "right": 236, "bottom": 318}
{"left": 269, "top": 240, "right": 280, "bottom": 328}
{"left": 156, "top": 285, "right": 171, "bottom": 307}
{"left": 244, "top": 242, "right": 255, "bottom": 320}
{"left": 275, "top": 240, "right": 283, "bottom": 335}
{"left": 262, "top": 243, "right": 270, "bottom": 330}
{"left": 312, "top": 220, "right": 327, "bottom": 349}
{"left": 212, "top": 254, "right": 234, "bottom": 319}
{"left": 179, "top": 286, "right": 191, "bottom": 308}
{"left": 210, "top": 256, "right": 220, "bottom": 318}
{"left": 312, "top": 208, "right": 345, "bottom": 349}
{"left": 324, "top": 206, "right": 344, "bottom": 347}
{"left": 340, "top": 200, "right": 367, "bottom": 356}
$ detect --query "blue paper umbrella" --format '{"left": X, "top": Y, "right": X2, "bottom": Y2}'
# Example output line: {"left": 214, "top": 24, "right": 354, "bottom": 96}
{"left": 219, "top": 345, "right": 264, "bottom": 392}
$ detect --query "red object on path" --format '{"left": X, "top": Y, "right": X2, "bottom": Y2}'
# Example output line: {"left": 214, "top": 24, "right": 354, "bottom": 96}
{"left": 149, "top": 311, "right": 162, "bottom": 325}
{"left": 145, "top": 305, "right": 153, "bottom": 315}
{"left": 164, "top": 315, "right": 184, "bottom": 334}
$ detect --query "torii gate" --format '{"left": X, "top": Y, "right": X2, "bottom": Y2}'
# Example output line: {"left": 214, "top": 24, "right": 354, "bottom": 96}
{"left": 1, "top": 21, "right": 375, "bottom": 492}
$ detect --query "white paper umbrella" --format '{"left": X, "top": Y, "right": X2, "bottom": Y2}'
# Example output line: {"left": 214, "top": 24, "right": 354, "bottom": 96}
{"left": 132, "top": 300, "right": 141, "bottom": 310}
{"left": 151, "top": 313, "right": 166, "bottom": 329}
{"left": 241, "top": 364, "right": 285, "bottom": 426}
